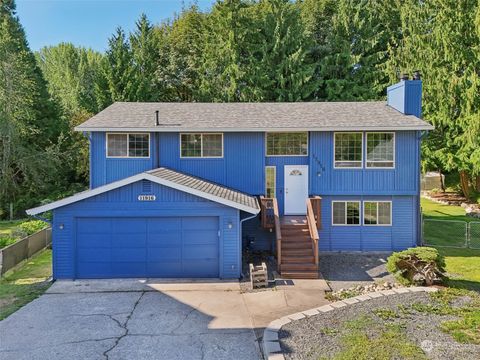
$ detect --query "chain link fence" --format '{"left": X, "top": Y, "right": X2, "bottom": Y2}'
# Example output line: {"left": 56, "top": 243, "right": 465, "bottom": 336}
{"left": 423, "top": 219, "right": 480, "bottom": 249}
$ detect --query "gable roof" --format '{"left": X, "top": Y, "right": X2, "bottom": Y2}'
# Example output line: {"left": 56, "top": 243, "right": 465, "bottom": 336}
{"left": 75, "top": 101, "right": 433, "bottom": 132}
{"left": 26, "top": 167, "right": 260, "bottom": 216}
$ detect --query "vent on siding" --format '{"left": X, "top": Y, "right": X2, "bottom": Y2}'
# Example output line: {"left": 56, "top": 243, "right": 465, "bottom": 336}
{"left": 142, "top": 180, "right": 152, "bottom": 193}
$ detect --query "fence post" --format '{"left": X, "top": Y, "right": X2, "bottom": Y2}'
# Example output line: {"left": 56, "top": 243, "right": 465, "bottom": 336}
{"left": 467, "top": 222, "right": 470, "bottom": 248}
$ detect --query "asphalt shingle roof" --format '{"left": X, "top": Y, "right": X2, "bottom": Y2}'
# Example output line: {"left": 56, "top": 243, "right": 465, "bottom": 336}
{"left": 75, "top": 102, "right": 433, "bottom": 132}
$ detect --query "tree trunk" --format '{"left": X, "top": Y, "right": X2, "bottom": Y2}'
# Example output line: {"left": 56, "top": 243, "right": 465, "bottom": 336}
{"left": 459, "top": 170, "right": 471, "bottom": 199}
{"left": 439, "top": 169, "right": 445, "bottom": 192}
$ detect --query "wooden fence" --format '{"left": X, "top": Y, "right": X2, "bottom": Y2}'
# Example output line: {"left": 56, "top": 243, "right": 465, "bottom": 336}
{"left": 0, "top": 228, "right": 52, "bottom": 276}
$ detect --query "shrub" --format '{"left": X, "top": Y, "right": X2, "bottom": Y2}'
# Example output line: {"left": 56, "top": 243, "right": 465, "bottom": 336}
{"left": 386, "top": 247, "right": 445, "bottom": 286}
{"left": 17, "top": 220, "right": 47, "bottom": 236}
{"left": 0, "top": 236, "right": 16, "bottom": 248}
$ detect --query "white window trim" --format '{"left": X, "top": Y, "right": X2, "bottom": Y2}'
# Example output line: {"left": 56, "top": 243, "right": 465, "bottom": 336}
{"left": 333, "top": 132, "right": 364, "bottom": 169}
{"left": 265, "top": 132, "right": 309, "bottom": 157}
{"left": 265, "top": 166, "right": 276, "bottom": 198}
{"left": 179, "top": 133, "right": 224, "bottom": 159}
{"left": 363, "top": 201, "right": 392, "bottom": 226}
{"left": 331, "top": 200, "right": 361, "bottom": 226}
{"left": 365, "top": 132, "right": 395, "bottom": 169}
{"left": 106, "top": 133, "right": 150, "bottom": 159}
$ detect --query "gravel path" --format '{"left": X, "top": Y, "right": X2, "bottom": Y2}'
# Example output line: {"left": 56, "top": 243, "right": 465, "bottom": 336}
{"left": 319, "top": 253, "right": 396, "bottom": 291}
{"left": 279, "top": 292, "right": 480, "bottom": 360}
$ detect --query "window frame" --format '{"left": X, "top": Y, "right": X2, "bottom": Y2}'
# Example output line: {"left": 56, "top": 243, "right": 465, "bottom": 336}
{"left": 333, "top": 132, "right": 364, "bottom": 169}
{"left": 265, "top": 166, "right": 276, "bottom": 198}
{"left": 179, "top": 133, "right": 224, "bottom": 159}
{"left": 331, "top": 200, "right": 361, "bottom": 226}
{"left": 106, "top": 132, "right": 150, "bottom": 159}
{"left": 365, "top": 132, "right": 395, "bottom": 169}
{"left": 363, "top": 201, "right": 392, "bottom": 226}
{"left": 265, "top": 132, "right": 309, "bottom": 157}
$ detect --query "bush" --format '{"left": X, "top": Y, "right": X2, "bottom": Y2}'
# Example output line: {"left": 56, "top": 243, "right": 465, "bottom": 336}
{"left": 0, "top": 236, "right": 16, "bottom": 248}
{"left": 386, "top": 247, "right": 445, "bottom": 286}
{"left": 16, "top": 220, "right": 47, "bottom": 236}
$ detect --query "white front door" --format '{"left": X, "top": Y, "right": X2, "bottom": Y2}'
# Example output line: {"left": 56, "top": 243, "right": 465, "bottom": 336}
{"left": 284, "top": 165, "right": 309, "bottom": 215}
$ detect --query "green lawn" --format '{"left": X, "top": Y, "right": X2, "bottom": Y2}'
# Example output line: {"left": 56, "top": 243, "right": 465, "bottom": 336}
{"left": 0, "top": 250, "right": 52, "bottom": 320}
{"left": 421, "top": 197, "right": 471, "bottom": 221}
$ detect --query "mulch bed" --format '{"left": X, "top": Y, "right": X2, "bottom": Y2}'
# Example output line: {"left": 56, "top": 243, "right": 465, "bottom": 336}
{"left": 428, "top": 192, "right": 469, "bottom": 205}
{"left": 279, "top": 292, "right": 480, "bottom": 360}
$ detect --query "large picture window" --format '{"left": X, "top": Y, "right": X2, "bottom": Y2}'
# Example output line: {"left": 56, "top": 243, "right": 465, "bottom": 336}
{"left": 332, "top": 201, "right": 360, "bottom": 225}
{"left": 366, "top": 133, "right": 395, "bottom": 168}
{"left": 180, "top": 133, "right": 223, "bottom": 158}
{"left": 265, "top": 166, "right": 276, "bottom": 198}
{"left": 363, "top": 201, "right": 392, "bottom": 226}
{"left": 266, "top": 132, "right": 308, "bottom": 156}
{"left": 107, "top": 133, "right": 149, "bottom": 158}
{"left": 334, "top": 133, "right": 363, "bottom": 168}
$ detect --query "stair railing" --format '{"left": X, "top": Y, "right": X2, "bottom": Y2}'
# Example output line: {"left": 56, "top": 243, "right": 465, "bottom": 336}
{"left": 272, "top": 198, "right": 282, "bottom": 271}
{"left": 310, "top": 196, "right": 322, "bottom": 230}
{"left": 306, "top": 198, "right": 319, "bottom": 266}
{"left": 259, "top": 196, "right": 274, "bottom": 229}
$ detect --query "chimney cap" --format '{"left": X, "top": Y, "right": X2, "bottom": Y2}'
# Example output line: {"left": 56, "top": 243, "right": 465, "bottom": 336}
{"left": 400, "top": 73, "right": 409, "bottom": 81}
{"left": 413, "top": 70, "right": 421, "bottom": 80}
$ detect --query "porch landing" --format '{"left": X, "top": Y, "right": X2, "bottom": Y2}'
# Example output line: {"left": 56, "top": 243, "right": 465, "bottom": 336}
{"left": 280, "top": 215, "right": 308, "bottom": 226}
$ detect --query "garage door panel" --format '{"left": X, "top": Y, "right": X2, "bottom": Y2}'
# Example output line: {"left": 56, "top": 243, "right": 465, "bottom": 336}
{"left": 76, "top": 216, "right": 219, "bottom": 278}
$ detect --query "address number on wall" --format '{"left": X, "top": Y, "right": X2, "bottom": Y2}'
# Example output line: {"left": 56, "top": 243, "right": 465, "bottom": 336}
{"left": 138, "top": 195, "right": 156, "bottom": 201}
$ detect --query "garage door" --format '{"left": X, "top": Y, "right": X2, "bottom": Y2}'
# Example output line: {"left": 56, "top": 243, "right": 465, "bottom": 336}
{"left": 75, "top": 217, "right": 219, "bottom": 278}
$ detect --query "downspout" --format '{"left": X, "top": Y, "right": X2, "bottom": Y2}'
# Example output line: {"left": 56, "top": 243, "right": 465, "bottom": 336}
{"left": 30, "top": 213, "right": 52, "bottom": 225}
{"left": 239, "top": 211, "right": 259, "bottom": 278}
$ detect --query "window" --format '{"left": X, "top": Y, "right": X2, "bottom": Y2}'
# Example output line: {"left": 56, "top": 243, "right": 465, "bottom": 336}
{"left": 107, "top": 133, "right": 149, "bottom": 158}
{"left": 266, "top": 132, "right": 308, "bottom": 156}
{"left": 363, "top": 201, "right": 392, "bottom": 226}
{"left": 180, "top": 133, "right": 223, "bottom": 158}
{"left": 334, "top": 133, "right": 363, "bottom": 168}
{"left": 366, "top": 133, "right": 395, "bottom": 168}
{"left": 332, "top": 201, "right": 360, "bottom": 225}
{"left": 265, "top": 167, "right": 276, "bottom": 198}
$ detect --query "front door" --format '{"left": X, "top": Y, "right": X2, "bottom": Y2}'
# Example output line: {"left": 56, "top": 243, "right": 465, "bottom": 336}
{"left": 284, "top": 165, "right": 309, "bottom": 215}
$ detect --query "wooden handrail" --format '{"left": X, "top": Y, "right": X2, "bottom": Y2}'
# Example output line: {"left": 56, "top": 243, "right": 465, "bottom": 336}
{"left": 272, "top": 198, "right": 282, "bottom": 271}
{"left": 260, "top": 196, "right": 275, "bottom": 229}
{"left": 310, "top": 196, "right": 322, "bottom": 230}
{"left": 306, "top": 198, "right": 319, "bottom": 266}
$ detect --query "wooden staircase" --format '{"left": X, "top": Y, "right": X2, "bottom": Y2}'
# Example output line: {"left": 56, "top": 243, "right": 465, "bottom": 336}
{"left": 259, "top": 196, "right": 322, "bottom": 280}
{"left": 280, "top": 220, "right": 319, "bottom": 279}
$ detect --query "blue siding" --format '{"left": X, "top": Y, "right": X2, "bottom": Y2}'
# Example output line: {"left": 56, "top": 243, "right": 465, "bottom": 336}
{"left": 318, "top": 195, "right": 418, "bottom": 251}
{"left": 52, "top": 180, "right": 241, "bottom": 279}
{"left": 309, "top": 131, "right": 420, "bottom": 195}
{"left": 387, "top": 80, "right": 422, "bottom": 118}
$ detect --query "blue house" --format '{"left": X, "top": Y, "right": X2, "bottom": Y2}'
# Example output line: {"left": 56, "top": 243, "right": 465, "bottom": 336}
{"left": 27, "top": 77, "right": 432, "bottom": 280}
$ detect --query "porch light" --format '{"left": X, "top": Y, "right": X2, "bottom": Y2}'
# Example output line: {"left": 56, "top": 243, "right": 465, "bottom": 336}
{"left": 228, "top": 221, "right": 233, "bottom": 229}
{"left": 59, "top": 224, "right": 64, "bottom": 230}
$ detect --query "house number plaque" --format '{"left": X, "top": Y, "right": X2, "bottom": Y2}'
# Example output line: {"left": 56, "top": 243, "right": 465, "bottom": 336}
{"left": 138, "top": 195, "right": 156, "bottom": 201}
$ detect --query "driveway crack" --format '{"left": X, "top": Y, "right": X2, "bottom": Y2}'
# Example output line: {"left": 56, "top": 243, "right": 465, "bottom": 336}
{"left": 102, "top": 290, "right": 146, "bottom": 360}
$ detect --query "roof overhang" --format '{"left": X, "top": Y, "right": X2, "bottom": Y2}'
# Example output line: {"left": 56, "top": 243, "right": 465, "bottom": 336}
{"left": 26, "top": 172, "right": 260, "bottom": 216}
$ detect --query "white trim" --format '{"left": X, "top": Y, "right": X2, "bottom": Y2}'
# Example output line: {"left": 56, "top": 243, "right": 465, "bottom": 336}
{"left": 265, "top": 166, "right": 276, "bottom": 198}
{"left": 265, "top": 132, "right": 309, "bottom": 157}
{"left": 106, "top": 132, "right": 150, "bottom": 159}
{"left": 26, "top": 171, "right": 259, "bottom": 216}
{"left": 333, "top": 132, "right": 364, "bottom": 169}
{"left": 363, "top": 201, "right": 392, "bottom": 226}
{"left": 365, "top": 132, "right": 395, "bottom": 169}
{"left": 76, "top": 125, "right": 434, "bottom": 132}
{"left": 179, "top": 133, "right": 224, "bottom": 159}
{"left": 331, "top": 200, "right": 361, "bottom": 226}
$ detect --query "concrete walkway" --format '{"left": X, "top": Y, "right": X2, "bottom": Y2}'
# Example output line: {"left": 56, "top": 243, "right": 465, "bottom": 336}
{"left": 0, "top": 278, "right": 329, "bottom": 360}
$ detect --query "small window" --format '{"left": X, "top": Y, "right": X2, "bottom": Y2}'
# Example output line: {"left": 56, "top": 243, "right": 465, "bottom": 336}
{"left": 332, "top": 201, "right": 360, "bottom": 225}
{"left": 107, "top": 133, "right": 149, "bottom": 158}
{"left": 180, "top": 133, "right": 223, "bottom": 158}
{"left": 265, "top": 167, "right": 276, "bottom": 198}
{"left": 366, "top": 133, "right": 395, "bottom": 168}
{"left": 266, "top": 132, "right": 308, "bottom": 156}
{"left": 334, "top": 133, "right": 363, "bottom": 168}
{"left": 363, "top": 201, "right": 392, "bottom": 226}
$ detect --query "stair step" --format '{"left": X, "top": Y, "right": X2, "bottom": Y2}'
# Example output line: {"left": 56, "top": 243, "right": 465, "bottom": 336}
{"left": 281, "top": 263, "right": 317, "bottom": 271}
{"left": 281, "top": 225, "right": 308, "bottom": 230}
{"left": 282, "top": 242, "right": 312, "bottom": 250}
{"left": 282, "top": 248, "right": 313, "bottom": 256}
{"left": 280, "top": 271, "right": 319, "bottom": 279}
{"left": 282, "top": 255, "right": 315, "bottom": 263}
{"left": 282, "top": 235, "right": 311, "bottom": 241}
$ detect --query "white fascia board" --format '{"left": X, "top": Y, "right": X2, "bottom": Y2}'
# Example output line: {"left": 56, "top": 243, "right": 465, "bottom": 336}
{"left": 26, "top": 173, "right": 259, "bottom": 216}
{"left": 75, "top": 125, "right": 434, "bottom": 132}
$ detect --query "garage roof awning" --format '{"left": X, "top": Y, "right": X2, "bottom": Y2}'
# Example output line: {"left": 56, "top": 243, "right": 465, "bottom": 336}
{"left": 26, "top": 167, "right": 260, "bottom": 215}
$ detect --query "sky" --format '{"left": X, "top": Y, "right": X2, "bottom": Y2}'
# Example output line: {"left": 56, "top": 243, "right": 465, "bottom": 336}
{"left": 16, "top": 0, "right": 215, "bottom": 52}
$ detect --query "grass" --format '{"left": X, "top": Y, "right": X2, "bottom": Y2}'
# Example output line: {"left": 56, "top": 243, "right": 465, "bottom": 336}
{"left": 0, "top": 250, "right": 52, "bottom": 320}
{"left": 421, "top": 197, "right": 471, "bottom": 222}
{"left": 0, "top": 219, "right": 24, "bottom": 237}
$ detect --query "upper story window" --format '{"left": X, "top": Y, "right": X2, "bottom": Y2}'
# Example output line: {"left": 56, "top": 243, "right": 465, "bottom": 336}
{"left": 363, "top": 201, "right": 392, "bottom": 226}
{"left": 107, "top": 133, "right": 149, "bottom": 158}
{"left": 366, "top": 133, "right": 395, "bottom": 168}
{"left": 180, "top": 133, "right": 223, "bottom": 158}
{"left": 334, "top": 132, "right": 363, "bottom": 168}
{"left": 332, "top": 201, "right": 360, "bottom": 225}
{"left": 266, "top": 132, "right": 308, "bottom": 156}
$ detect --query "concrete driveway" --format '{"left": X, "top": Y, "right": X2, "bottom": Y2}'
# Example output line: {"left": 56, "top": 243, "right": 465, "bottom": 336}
{"left": 0, "top": 278, "right": 328, "bottom": 360}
